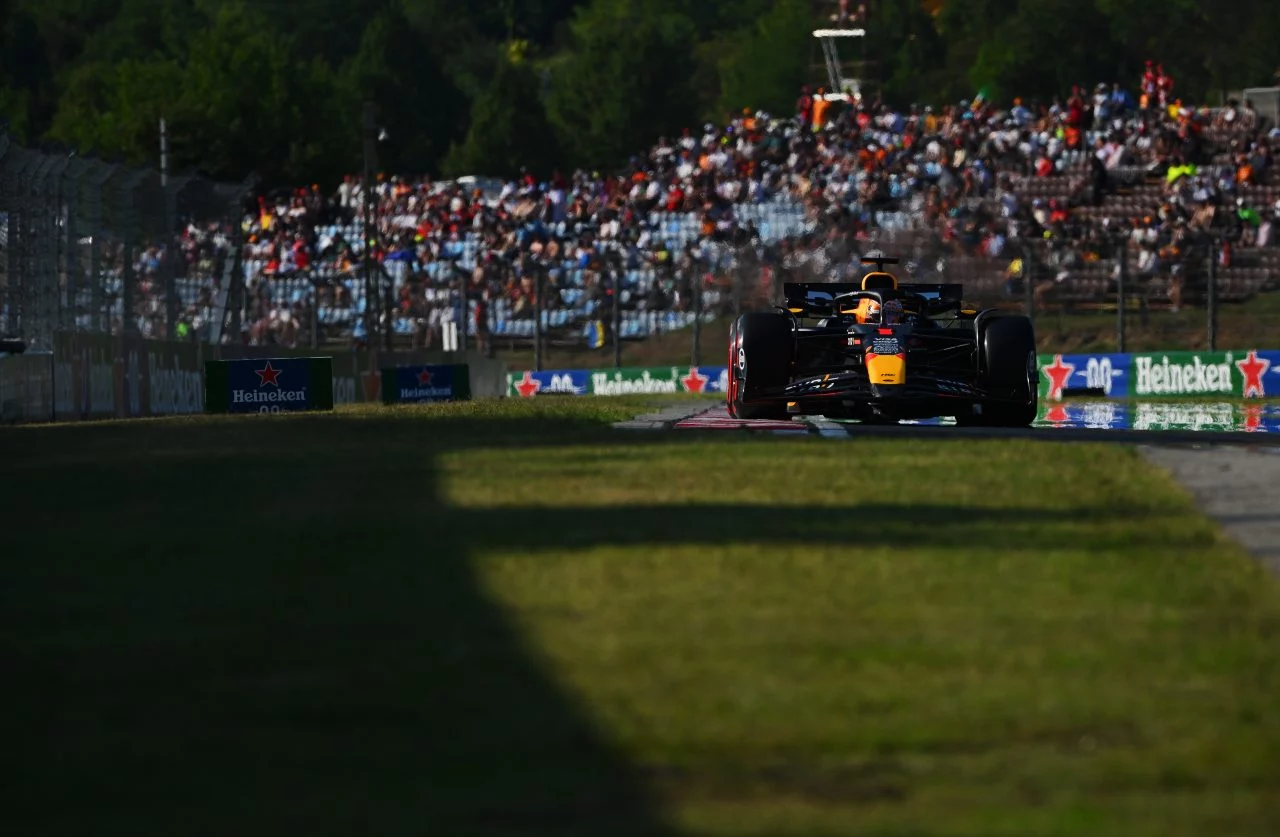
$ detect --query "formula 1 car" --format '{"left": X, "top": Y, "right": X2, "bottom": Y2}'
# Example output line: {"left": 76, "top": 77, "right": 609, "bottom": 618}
{"left": 726, "top": 256, "right": 1039, "bottom": 426}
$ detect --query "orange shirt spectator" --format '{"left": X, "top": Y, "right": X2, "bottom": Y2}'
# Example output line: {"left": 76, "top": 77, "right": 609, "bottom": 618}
{"left": 812, "top": 89, "right": 831, "bottom": 131}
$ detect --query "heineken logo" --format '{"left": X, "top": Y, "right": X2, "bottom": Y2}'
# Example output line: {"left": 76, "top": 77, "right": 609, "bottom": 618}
{"left": 207, "top": 356, "right": 332, "bottom": 414}
{"left": 512, "top": 371, "right": 587, "bottom": 396}
{"left": 591, "top": 370, "right": 679, "bottom": 396}
{"left": 255, "top": 361, "right": 282, "bottom": 386}
{"left": 1134, "top": 356, "right": 1232, "bottom": 395}
{"left": 1042, "top": 354, "right": 1075, "bottom": 401}
{"left": 399, "top": 386, "right": 453, "bottom": 400}
{"left": 1235, "top": 350, "right": 1270, "bottom": 398}
{"left": 233, "top": 360, "right": 305, "bottom": 405}
{"left": 681, "top": 367, "right": 708, "bottom": 393}
{"left": 232, "top": 388, "right": 307, "bottom": 404}
{"left": 514, "top": 371, "right": 541, "bottom": 397}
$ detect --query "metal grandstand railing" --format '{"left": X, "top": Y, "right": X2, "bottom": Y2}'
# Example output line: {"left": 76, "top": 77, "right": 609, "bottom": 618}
{"left": 236, "top": 199, "right": 819, "bottom": 350}
{"left": 0, "top": 132, "right": 251, "bottom": 350}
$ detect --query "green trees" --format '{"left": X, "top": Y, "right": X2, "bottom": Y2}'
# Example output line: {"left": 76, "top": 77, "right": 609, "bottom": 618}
{"left": 442, "top": 43, "right": 557, "bottom": 179}
{"left": 544, "top": 0, "right": 700, "bottom": 168}
{"left": 0, "top": 0, "right": 1276, "bottom": 187}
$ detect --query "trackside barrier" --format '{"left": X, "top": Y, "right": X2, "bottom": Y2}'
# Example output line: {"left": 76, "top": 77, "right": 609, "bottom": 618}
{"left": 1038, "top": 350, "right": 1280, "bottom": 401}
{"left": 205, "top": 357, "right": 334, "bottom": 414}
{"left": 505, "top": 352, "right": 1280, "bottom": 402}
{"left": 507, "top": 365, "right": 730, "bottom": 398}
{"left": 381, "top": 364, "right": 471, "bottom": 404}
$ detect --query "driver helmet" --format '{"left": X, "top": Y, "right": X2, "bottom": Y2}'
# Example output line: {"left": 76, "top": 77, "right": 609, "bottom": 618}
{"left": 880, "top": 298, "right": 904, "bottom": 324}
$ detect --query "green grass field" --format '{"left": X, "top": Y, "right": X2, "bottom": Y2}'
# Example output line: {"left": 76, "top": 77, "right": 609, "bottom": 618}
{"left": 5, "top": 398, "right": 1280, "bottom": 836}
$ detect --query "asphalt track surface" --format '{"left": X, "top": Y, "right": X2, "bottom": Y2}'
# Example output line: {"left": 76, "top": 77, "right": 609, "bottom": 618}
{"left": 617, "top": 402, "right": 1280, "bottom": 448}
{"left": 615, "top": 401, "right": 1280, "bottom": 573}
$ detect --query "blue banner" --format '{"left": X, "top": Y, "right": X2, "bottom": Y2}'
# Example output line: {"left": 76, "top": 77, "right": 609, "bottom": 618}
{"left": 1038, "top": 353, "right": 1130, "bottom": 400}
{"left": 507, "top": 366, "right": 731, "bottom": 397}
{"left": 508, "top": 369, "right": 592, "bottom": 397}
{"left": 382, "top": 364, "right": 470, "bottom": 404}
{"left": 1037, "top": 401, "right": 1280, "bottom": 432}
{"left": 208, "top": 357, "right": 332, "bottom": 414}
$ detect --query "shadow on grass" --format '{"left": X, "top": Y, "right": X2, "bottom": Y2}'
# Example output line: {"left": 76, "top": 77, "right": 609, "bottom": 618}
{"left": 0, "top": 412, "right": 1164, "bottom": 836}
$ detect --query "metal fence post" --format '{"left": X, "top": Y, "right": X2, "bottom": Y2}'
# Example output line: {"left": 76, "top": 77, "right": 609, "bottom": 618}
{"left": 1022, "top": 243, "right": 1035, "bottom": 324}
{"left": 362, "top": 101, "right": 377, "bottom": 350}
{"left": 691, "top": 267, "right": 702, "bottom": 367}
{"left": 1206, "top": 238, "right": 1218, "bottom": 351}
{"left": 310, "top": 278, "right": 319, "bottom": 350}
{"left": 533, "top": 267, "right": 544, "bottom": 372}
{"left": 1116, "top": 236, "right": 1127, "bottom": 354}
{"left": 612, "top": 265, "right": 622, "bottom": 369}
{"left": 460, "top": 273, "right": 470, "bottom": 354}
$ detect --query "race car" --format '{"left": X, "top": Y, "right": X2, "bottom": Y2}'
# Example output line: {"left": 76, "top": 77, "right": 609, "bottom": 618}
{"left": 726, "top": 255, "right": 1039, "bottom": 426}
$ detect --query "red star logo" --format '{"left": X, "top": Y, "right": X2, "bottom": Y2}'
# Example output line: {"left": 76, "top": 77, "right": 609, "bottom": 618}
{"left": 1044, "top": 404, "right": 1070, "bottom": 424}
{"left": 1234, "top": 350, "right": 1271, "bottom": 398}
{"left": 1243, "top": 404, "right": 1263, "bottom": 432}
{"left": 681, "top": 366, "right": 708, "bottom": 393}
{"left": 416, "top": 368, "right": 434, "bottom": 386}
{"left": 255, "top": 361, "right": 282, "bottom": 387}
{"left": 514, "top": 371, "right": 541, "bottom": 398}
{"left": 1042, "top": 354, "right": 1074, "bottom": 401}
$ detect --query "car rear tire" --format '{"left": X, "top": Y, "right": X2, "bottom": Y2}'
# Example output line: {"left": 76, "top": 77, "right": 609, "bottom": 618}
{"left": 728, "top": 312, "right": 791, "bottom": 420}
{"left": 964, "top": 316, "right": 1038, "bottom": 427}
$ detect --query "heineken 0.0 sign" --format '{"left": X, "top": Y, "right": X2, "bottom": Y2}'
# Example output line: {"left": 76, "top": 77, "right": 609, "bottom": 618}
{"left": 205, "top": 357, "right": 334, "bottom": 414}
{"left": 381, "top": 364, "right": 471, "bottom": 404}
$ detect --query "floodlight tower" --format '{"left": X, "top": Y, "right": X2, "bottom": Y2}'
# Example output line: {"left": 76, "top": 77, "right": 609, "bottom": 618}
{"left": 812, "top": 27, "right": 867, "bottom": 102}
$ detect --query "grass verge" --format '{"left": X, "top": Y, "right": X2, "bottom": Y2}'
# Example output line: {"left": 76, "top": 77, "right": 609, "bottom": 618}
{"left": 3, "top": 397, "right": 1279, "bottom": 836}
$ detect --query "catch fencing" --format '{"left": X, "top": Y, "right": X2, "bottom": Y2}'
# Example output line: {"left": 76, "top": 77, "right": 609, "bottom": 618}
{"left": 0, "top": 133, "right": 251, "bottom": 352}
{"left": 0, "top": 133, "right": 254, "bottom": 422}
{"left": 487, "top": 213, "right": 1280, "bottom": 372}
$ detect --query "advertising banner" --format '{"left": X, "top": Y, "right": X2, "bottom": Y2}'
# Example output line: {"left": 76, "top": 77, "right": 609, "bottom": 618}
{"left": 1128, "top": 350, "right": 1280, "bottom": 399}
{"left": 381, "top": 364, "right": 471, "bottom": 404}
{"left": 1037, "top": 400, "right": 1280, "bottom": 432}
{"left": 508, "top": 369, "right": 593, "bottom": 397}
{"left": 508, "top": 365, "right": 730, "bottom": 397}
{"left": 52, "top": 332, "right": 204, "bottom": 420}
{"left": 1038, "top": 350, "right": 1280, "bottom": 400}
{"left": 1038, "top": 353, "right": 1130, "bottom": 400}
{"left": 205, "top": 357, "right": 334, "bottom": 414}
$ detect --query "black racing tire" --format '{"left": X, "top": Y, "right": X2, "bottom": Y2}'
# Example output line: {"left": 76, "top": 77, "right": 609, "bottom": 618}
{"left": 728, "top": 312, "right": 792, "bottom": 420}
{"left": 967, "top": 315, "right": 1038, "bottom": 427}
{"left": 726, "top": 318, "right": 741, "bottom": 418}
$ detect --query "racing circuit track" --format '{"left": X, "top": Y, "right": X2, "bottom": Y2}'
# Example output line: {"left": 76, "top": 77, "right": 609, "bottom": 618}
{"left": 616, "top": 400, "right": 1280, "bottom": 575}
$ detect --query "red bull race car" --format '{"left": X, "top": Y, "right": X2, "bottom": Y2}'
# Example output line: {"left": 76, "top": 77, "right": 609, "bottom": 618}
{"left": 726, "top": 256, "right": 1039, "bottom": 426}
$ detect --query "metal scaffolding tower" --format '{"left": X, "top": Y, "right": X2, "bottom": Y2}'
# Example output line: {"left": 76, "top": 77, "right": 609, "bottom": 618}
{"left": 813, "top": 27, "right": 867, "bottom": 102}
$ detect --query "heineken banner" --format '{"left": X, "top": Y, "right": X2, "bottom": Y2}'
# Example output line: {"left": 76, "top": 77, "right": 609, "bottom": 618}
{"left": 508, "top": 365, "right": 729, "bottom": 397}
{"left": 1038, "top": 401, "right": 1280, "bottom": 432}
{"left": 382, "top": 364, "right": 471, "bottom": 404}
{"left": 1038, "top": 350, "right": 1280, "bottom": 401}
{"left": 205, "top": 357, "right": 334, "bottom": 414}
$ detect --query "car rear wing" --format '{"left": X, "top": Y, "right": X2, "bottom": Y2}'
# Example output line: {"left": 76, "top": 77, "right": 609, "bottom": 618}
{"left": 782, "top": 282, "right": 964, "bottom": 317}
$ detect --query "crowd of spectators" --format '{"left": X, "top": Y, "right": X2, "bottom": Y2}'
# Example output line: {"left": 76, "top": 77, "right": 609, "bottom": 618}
{"left": 126, "top": 65, "right": 1279, "bottom": 348}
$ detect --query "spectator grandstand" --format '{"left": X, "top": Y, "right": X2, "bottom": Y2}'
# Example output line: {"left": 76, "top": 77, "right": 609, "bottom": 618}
{"left": 123, "top": 74, "right": 1280, "bottom": 351}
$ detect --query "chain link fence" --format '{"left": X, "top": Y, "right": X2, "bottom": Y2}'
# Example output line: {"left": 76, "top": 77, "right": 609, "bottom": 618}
{"left": 0, "top": 132, "right": 251, "bottom": 352}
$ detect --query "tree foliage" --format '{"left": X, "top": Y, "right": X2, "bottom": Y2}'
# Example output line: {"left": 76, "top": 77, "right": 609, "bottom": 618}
{"left": 0, "top": 0, "right": 1276, "bottom": 187}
